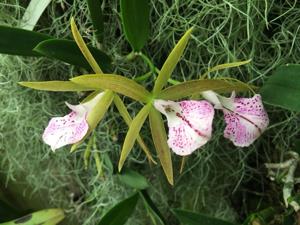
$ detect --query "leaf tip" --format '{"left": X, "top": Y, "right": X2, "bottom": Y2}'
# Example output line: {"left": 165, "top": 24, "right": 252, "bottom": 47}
{"left": 118, "top": 161, "right": 123, "bottom": 173}
{"left": 70, "top": 143, "right": 78, "bottom": 153}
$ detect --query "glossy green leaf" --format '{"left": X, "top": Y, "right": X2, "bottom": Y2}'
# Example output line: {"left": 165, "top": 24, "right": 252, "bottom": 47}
{"left": 71, "top": 17, "right": 104, "bottom": 73}
{"left": 118, "top": 168, "right": 149, "bottom": 190}
{"left": 0, "top": 26, "right": 50, "bottom": 56}
{"left": 97, "top": 193, "right": 139, "bottom": 225}
{"left": 118, "top": 103, "right": 152, "bottom": 171}
{"left": 86, "top": 0, "right": 104, "bottom": 43}
{"left": 159, "top": 79, "right": 252, "bottom": 100}
{"left": 153, "top": 28, "right": 193, "bottom": 95}
{"left": 260, "top": 64, "right": 300, "bottom": 111}
{"left": 18, "top": 81, "right": 93, "bottom": 92}
{"left": 20, "top": 0, "right": 52, "bottom": 31}
{"left": 71, "top": 74, "right": 151, "bottom": 102}
{"left": 113, "top": 95, "right": 156, "bottom": 164}
{"left": 140, "top": 190, "right": 167, "bottom": 225}
{"left": 34, "top": 39, "right": 111, "bottom": 72}
{"left": 0, "top": 208, "right": 64, "bottom": 225}
{"left": 149, "top": 107, "right": 173, "bottom": 185}
{"left": 173, "top": 209, "right": 237, "bottom": 225}
{"left": 120, "top": 0, "right": 150, "bottom": 51}
{"left": 71, "top": 90, "right": 114, "bottom": 151}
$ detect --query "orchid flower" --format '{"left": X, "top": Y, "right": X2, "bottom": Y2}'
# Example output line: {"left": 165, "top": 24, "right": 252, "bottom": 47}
{"left": 154, "top": 100, "right": 214, "bottom": 156}
{"left": 43, "top": 92, "right": 104, "bottom": 151}
{"left": 202, "top": 91, "right": 269, "bottom": 147}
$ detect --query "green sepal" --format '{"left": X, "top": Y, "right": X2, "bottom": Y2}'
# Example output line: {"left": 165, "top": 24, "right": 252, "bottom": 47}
{"left": 149, "top": 107, "right": 173, "bottom": 185}
{"left": 153, "top": 28, "right": 193, "bottom": 95}
{"left": 159, "top": 78, "right": 252, "bottom": 100}
{"left": 71, "top": 74, "right": 152, "bottom": 102}
{"left": 118, "top": 103, "right": 152, "bottom": 171}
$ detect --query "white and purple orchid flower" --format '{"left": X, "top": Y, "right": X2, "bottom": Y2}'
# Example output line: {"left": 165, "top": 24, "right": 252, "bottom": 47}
{"left": 154, "top": 91, "right": 269, "bottom": 155}
{"left": 43, "top": 92, "right": 104, "bottom": 151}
{"left": 154, "top": 100, "right": 214, "bottom": 156}
{"left": 202, "top": 91, "right": 269, "bottom": 147}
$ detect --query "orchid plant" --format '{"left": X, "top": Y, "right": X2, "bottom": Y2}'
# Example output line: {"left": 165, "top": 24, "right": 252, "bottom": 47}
{"left": 0, "top": 1, "right": 270, "bottom": 185}
{"left": 17, "top": 18, "right": 269, "bottom": 185}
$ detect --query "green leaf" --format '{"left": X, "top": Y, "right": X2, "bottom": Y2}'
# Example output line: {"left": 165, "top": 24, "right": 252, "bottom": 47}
{"left": 120, "top": 0, "right": 150, "bottom": 51}
{"left": 0, "top": 26, "right": 51, "bottom": 56}
{"left": 71, "top": 74, "right": 152, "bottom": 102}
{"left": 153, "top": 28, "right": 193, "bottom": 95}
{"left": 34, "top": 39, "right": 111, "bottom": 72}
{"left": 86, "top": 0, "right": 104, "bottom": 43}
{"left": 118, "top": 168, "right": 149, "bottom": 190}
{"left": 140, "top": 190, "right": 167, "bottom": 225}
{"left": 71, "top": 18, "right": 104, "bottom": 73}
{"left": 159, "top": 79, "right": 252, "bottom": 100}
{"left": 118, "top": 103, "right": 152, "bottom": 171}
{"left": 113, "top": 95, "right": 156, "bottom": 164}
{"left": 149, "top": 107, "right": 173, "bottom": 185}
{"left": 260, "top": 64, "right": 300, "bottom": 111}
{"left": 20, "top": 0, "right": 52, "bottom": 31}
{"left": 0, "top": 208, "right": 64, "bottom": 225}
{"left": 173, "top": 209, "right": 237, "bottom": 225}
{"left": 97, "top": 193, "right": 139, "bottom": 225}
{"left": 18, "top": 81, "right": 94, "bottom": 92}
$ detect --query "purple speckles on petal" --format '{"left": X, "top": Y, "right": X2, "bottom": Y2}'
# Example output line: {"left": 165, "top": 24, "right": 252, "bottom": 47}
{"left": 42, "top": 111, "right": 89, "bottom": 151}
{"left": 223, "top": 94, "right": 269, "bottom": 147}
{"left": 154, "top": 99, "right": 214, "bottom": 156}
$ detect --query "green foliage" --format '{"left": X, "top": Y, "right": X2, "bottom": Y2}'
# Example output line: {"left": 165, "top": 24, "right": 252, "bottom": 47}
{"left": 0, "top": 208, "right": 64, "bottom": 225}
{"left": 173, "top": 209, "right": 237, "bottom": 225}
{"left": 34, "top": 39, "right": 111, "bottom": 72}
{"left": 159, "top": 79, "right": 252, "bottom": 100}
{"left": 86, "top": 0, "right": 104, "bottom": 43}
{"left": 97, "top": 193, "right": 139, "bottom": 225}
{"left": 140, "top": 190, "right": 167, "bottom": 225}
{"left": 0, "top": 26, "right": 50, "bottom": 56}
{"left": 120, "top": 0, "right": 150, "bottom": 51}
{"left": 118, "top": 169, "right": 149, "bottom": 190}
{"left": 260, "top": 64, "right": 300, "bottom": 111}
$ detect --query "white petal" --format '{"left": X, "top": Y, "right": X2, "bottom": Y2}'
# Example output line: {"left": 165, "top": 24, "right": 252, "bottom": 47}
{"left": 154, "top": 100, "right": 214, "bottom": 155}
{"left": 42, "top": 111, "right": 89, "bottom": 151}
{"left": 223, "top": 94, "right": 269, "bottom": 147}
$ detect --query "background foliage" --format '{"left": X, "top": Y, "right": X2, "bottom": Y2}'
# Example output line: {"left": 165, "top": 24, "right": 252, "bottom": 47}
{"left": 0, "top": 0, "right": 300, "bottom": 224}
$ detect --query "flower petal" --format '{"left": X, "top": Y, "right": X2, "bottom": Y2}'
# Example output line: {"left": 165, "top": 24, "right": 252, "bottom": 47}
{"left": 223, "top": 94, "right": 269, "bottom": 147}
{"left": 154, "top": 100, "right": 214, "bottom": 156}
{"left": 42, "top": 111, "right": 89, "bottom": 151}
